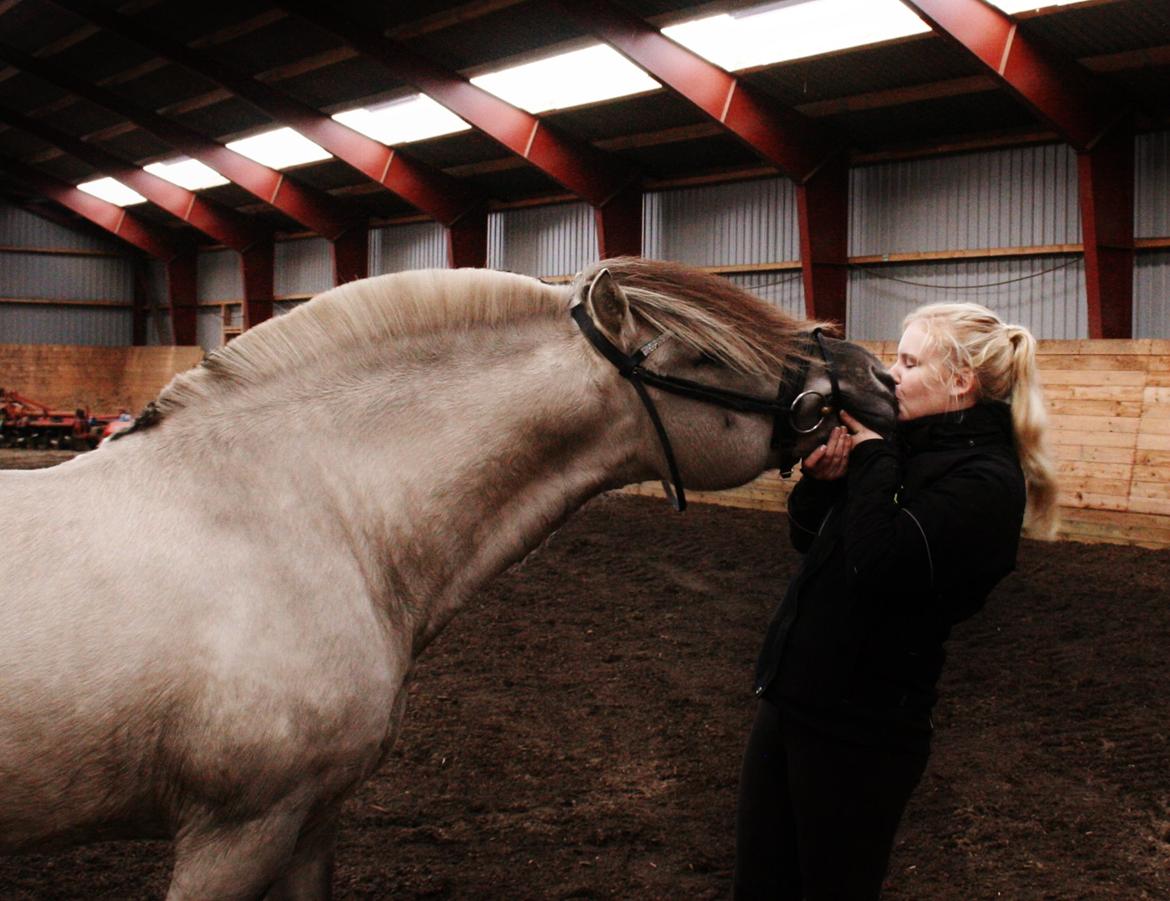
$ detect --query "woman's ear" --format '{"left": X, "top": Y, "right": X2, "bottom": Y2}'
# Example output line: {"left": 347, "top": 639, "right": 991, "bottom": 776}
{"left": 950, "top": 366, "right": 978, "bottom": 401}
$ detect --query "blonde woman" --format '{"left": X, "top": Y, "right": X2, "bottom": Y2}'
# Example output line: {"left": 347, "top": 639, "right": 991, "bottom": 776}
{"left": 735, "top": 303, "right": 1057, "bottom": 899}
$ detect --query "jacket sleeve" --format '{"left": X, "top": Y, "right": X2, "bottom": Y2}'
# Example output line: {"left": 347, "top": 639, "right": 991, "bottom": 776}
{"left": 841, "top": 439, "right": 1022, "bottom": 621}
{"left": 787, "top": 474, "right": 846, "bottom": 553}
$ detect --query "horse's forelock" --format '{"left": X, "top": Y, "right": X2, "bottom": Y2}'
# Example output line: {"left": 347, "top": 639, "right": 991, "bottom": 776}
{"left": 577, "top": 257, "right": 814, "bottom": 380}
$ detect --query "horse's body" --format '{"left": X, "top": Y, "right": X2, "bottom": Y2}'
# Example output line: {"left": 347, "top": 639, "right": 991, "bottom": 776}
{"left": 0, "top": 260, "right": 895, "bottom": 899}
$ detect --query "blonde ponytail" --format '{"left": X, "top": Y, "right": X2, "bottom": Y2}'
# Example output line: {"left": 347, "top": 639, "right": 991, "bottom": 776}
{"left": 904, "top": 304, "right": 1060, "bottom": 539}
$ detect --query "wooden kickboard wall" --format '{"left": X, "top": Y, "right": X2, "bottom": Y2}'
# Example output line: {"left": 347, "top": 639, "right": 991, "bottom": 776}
{"left": 0, "top": 344, "right": 205, "bottom": 414}
{"left": 623, "top": 339, "right": 1170, "bottom": 550}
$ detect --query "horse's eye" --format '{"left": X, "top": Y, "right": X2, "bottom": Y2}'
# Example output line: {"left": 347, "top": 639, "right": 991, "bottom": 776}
{"left": 694, "top": 353, "right": 722, "bottom": 368}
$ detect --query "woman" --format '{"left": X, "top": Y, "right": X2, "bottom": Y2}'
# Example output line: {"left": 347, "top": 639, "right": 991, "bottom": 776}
{"left": 734, "top": 302, "right": 1058, "bottom": 899}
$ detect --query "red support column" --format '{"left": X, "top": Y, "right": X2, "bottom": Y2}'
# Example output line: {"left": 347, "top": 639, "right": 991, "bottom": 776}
{"left": 332, "top": 227, "right": 369, "bottom": 286}
{"left": 447, "top": 207, "right": 489, "bottom": 269}
{"left": 1079, "top": 126, "right": 1135, "bottom": 338}
{"left": 241, "top": 239, "right": 275, "bottom": 330}
{"left": 796, "top": 156, "right": 850, "bottom": 327}
{"left": 166, "top": 252, "right": 198, "bottom": 346}
{"left": 595, "top": 184, "right": 643, "bottom": 259}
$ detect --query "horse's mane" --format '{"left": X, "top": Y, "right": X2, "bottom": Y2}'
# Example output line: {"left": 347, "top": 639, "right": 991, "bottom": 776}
{"left": 128, "top": 259, "right": 815, "bottom": 433}
{"left": 573, "top": 257, "right": 814, "bottom": 382}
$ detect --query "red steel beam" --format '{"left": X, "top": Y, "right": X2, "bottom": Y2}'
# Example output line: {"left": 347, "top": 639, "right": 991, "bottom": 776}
{"left": 277, "top": 0, "right": 643, "bottom": 257}
{"left": 899, "top": 0, "right": 1123, "bottom": 152}
{"left": 0, "top": 104, "right": 276, "bottom": 330}
{"left": 0, "top": 155, "right": 200, "bottom": 344}
{"left": 797, "top": 156, "right": 850, "bottom": 326}
{"left": 554, "top": 0, "right": 841, "bottom": 184}
{"left": 900, "top": 0, "right": 1135, "bottom": 337}
{"left": 58, "top": 0, "right": 487, "bottom": 267}
{"left": 556, "top": 0, "right": 847, "bottom": 322}
{"left": 1078, "top": 123, "right": 1134, "bottom": 339}
{"left": 0, "top": 39, "right": 362, "bottom": 243}
{"left": 0, "top": 104, "right": 268, "bottom": 253}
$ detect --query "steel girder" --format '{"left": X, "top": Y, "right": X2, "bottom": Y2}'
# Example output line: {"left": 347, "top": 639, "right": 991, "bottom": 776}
{"left": 278, "top": 0, "right": 644, "bottom": 258}
{"left": 0, "top": 39, "right": 367, "bottom": 292}
{"left": 57, "top": 1, "right": 488, "bottom": 269}
{"left": 555, "top": 0, "right": 849, "bottom": 324}
{"left": 901, "top": 0, "right": 1135, "bottom": 337}
{"left": 0, "top": 155, "right": 200, "bottom": 344}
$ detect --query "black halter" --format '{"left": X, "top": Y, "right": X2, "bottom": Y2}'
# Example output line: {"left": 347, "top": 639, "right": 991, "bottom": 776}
{"left": 571, "top": 301, "right": 841, "bottom": 512}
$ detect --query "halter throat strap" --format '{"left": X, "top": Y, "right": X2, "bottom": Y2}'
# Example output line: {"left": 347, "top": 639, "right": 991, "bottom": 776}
{"left": 570, "top": 302, "right": 688, "bottom": 510}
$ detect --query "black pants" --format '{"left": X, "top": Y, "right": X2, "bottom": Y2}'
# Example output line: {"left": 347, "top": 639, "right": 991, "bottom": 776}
{"left": 733, "top": 698, "right": 928, "bottom": 900}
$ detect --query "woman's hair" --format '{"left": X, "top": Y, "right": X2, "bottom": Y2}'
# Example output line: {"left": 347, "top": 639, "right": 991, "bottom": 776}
{"left": 904, "top": 302, "right": 1059, "bottom": 539}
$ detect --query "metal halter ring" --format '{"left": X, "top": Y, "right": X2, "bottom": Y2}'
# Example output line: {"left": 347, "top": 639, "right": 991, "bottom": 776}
{"left": 789, "top": 389, "right": 835, "bottom": 434}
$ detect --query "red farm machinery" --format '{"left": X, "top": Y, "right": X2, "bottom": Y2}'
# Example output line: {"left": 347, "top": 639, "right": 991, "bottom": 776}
{"left": 0, "top": 387, "right": 129, "bottom": 450}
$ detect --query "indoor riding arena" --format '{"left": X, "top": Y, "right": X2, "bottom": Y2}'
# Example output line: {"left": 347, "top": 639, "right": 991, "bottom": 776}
{"left": 1, "top": 2, "right": 1168, "bottom": 899}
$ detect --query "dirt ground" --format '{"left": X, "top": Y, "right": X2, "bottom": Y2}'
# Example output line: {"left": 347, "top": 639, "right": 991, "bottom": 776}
{"left": 2, "top": 448, "right": 1168, "bottom": 899}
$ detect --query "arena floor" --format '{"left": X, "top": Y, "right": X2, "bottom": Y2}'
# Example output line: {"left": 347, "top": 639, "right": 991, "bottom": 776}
{"left": 2, "top": 450, "right": 1168, "bottom": 899}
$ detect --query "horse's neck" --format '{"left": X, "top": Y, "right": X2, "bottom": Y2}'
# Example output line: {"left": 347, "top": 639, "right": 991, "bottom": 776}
{"left": 174, "top": 316, "right": 641, "bottom": 651}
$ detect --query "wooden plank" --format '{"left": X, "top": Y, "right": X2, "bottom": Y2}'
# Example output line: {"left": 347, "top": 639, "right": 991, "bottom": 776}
{"left": 1133, "top": 465, "right": 1170, "bottom": 483}
{"left": 1055, "top": 461, "right": 1133, "bottom": 480}
{"left": 1137, "top": 433, "right": 1170, "bottom": 450}
{"left": 1043, "top": 386, "right": 1144, "bottom": 403}
{"left": 1046, "top": 415, "right": 1140, "bottom": 433}
{"left": 1036, "top": 354, "right": 1170, "bottom": 371}
{"left": 1039, "top": 370, "right": 1146, "bottom": 386}
{"left": 1053, "top": 444, "right": 1135, "bottom": 464}
{"left": 1046, "top": 399, "right": 1144, "bottom": 417}
{"left": 1049, "top": 429, "right": 1137, "bottom": 448}
{"left": 1136, "top": 449, "right": 1170, "bottom": 467}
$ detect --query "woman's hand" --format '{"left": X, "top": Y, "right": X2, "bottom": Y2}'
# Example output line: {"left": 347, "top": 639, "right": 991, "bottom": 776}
{"left": 799, "top": 412, "right": 884, "bottom": 480}
{"left": 839, "top": 410, "right": 882, "bottom": 446}
{"left": 800, "top": 425, "right": 850, "bottom": 480}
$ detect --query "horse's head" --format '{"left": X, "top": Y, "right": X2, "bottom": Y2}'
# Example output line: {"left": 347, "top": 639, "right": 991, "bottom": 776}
{"left": 573, "top": 260, "right": 896, "bottom": 507}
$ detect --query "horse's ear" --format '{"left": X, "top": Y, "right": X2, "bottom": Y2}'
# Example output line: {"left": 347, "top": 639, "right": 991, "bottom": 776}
{"left": 586, "top": 268, "right": 637, "bottom": 348}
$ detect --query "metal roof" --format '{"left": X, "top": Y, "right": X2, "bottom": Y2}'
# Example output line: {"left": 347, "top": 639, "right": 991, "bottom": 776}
{"left": 0, "top": 0, "right": 1167, "bottom": 242}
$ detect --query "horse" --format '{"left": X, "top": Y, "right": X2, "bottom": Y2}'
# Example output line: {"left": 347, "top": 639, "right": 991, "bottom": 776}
{"left": 0, "top": 257, "right": 896, "bottom": 899}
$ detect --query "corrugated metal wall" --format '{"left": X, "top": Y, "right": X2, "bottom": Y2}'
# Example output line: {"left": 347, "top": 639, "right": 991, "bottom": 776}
{"left": 1136, "top": 130, "right": 1169, "bottom": 239}
{"left": 0, "top": 304, "right": 132, "bottom": 345}
{"left": 0, "top": 200, "right": 135, "bottom": 345}
{"left": 849, "top": 144, "right": 1087, "bottom": 338}
{"left": 846, "top": 257, "right": 1087, "bottom": 339}
{"left": 1134, "top": 252, "right": 1170, "bottom": 338}
{"left": 0, "top": 200, "right": 123, "bottom": 253}
{"left": 850, "top": 145, "right": 1080, "bottom": 253}
{"left": 196, "top": 249, "right": 242, "bottom": 302}
{"left": 644, "top": 177, "right": 801, "bottom": 266}
{"left": 370, "top": 222, "right": 448, "bottom": 273}
{"left": 487, "top": 203, "right": 598, "bottom": 277}
{"left": 275, "top": 237, "right": 333, "bottom": 298}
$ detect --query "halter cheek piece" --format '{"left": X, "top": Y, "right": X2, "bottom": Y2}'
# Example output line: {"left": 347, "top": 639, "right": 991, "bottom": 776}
{"left": 571, "top": 273, "right": 841, "bottom": 512}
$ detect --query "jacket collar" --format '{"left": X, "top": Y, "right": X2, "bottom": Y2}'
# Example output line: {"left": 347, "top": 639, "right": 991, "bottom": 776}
{"left": 898, "top": 401, "right": 1013, "bottom": 455}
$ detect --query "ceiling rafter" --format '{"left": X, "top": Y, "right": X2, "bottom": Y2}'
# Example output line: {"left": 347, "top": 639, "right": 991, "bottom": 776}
{"left": 276, "top": 0, "right": 644, "bottom": 257}
{"left": 59, "top": 1, "right": 486, "bottom": 233}
{"left": 0, "top": 102, "right": 268, "bottom": 253}
{"left": 0, "top": 38, "right": 362, "bottom": 241}
{"left": 900, "top": 0, "right": 1136, "bottom": 338}
{"left": 554, "top": 0, "right": 848, "bottom": 322}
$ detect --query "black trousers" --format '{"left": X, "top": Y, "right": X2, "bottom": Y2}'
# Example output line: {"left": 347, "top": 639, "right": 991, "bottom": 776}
{"left": 733, "top": 698, "right": 929, "bottom": 900}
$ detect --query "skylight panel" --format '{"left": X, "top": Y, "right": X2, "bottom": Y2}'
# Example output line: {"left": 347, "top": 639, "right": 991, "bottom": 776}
{"left": 332, "top": 94, "right": 470, "bottom": 145}
{"left": 986, "top": 0, "right": 1094, "bottom": 11}
{"left": 143, "top": 157, "right": 229, "bottom": 190}
{"left": 663, "top": 0, "right": 930, "bottom": 71}
{"left": 470, "top": 44, "right": 660, "bottom": 114}
{"left": 77, "top": 177, "right": 146, "bottom": 207}
{"left": 225, "top": 127, "right": 331, "bottom": 169}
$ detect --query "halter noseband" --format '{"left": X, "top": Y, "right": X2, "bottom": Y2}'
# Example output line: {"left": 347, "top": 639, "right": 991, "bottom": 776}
{"left": 571, "top": 274, "right": 841, "bottom": 511}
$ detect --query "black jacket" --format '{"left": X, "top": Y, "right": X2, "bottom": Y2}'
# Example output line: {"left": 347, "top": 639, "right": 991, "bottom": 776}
{"left": 754, "top": 402, "right": 1026, "bottom": 747}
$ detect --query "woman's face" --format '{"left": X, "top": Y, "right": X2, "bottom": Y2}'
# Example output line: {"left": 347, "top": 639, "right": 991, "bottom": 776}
{"left": 888, "top": 320, "right": 975, "bottom": 422}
